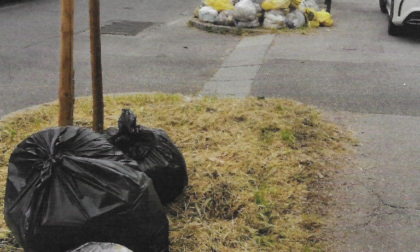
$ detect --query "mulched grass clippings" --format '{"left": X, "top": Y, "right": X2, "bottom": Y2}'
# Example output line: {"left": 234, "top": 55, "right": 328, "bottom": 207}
{"left": 0, "top": 93, "right": 354, "bottom": 252}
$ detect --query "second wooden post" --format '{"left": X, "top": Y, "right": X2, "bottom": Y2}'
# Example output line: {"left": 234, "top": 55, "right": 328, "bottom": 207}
{"left": 89, "top": 0, "right": 104, "bottom": 132}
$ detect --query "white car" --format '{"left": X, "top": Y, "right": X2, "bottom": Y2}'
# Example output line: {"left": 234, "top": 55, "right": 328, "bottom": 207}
{"left": 379, "top": 0, "right": 420, "bottom": 35}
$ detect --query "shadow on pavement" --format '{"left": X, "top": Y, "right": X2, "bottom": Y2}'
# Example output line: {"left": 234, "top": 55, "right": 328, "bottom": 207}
{"left": 0, "top": 0, "right": 33, "bottom": 8}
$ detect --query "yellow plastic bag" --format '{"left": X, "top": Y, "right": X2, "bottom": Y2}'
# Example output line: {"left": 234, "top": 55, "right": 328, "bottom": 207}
{"left": 203, "top": 0, "right": 234, "bottom": 12}
{"left": 289, "top": 0, "right": 302, "bottom": 9}
{"left": 261, "top": 0, "right": 290, "bottom": 11}
{"left": 308, "top": 20, "right": 320, "bottom": 28}
{"left": 304, "top": 7, "right": 319, "bottom": 28}
{"left": 317, "top": 9, "right": 333, "bottom": 27}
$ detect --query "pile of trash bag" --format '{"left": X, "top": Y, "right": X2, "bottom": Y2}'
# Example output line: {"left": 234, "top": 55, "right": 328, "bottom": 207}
{"left": 4, "top": 126, "right": 171, "bottom": 252}
{"left": 103, "top": 109, "right": 188, "bottom": 205}
{"left": 195, "top": 0, "right": 332, "bottom": 29}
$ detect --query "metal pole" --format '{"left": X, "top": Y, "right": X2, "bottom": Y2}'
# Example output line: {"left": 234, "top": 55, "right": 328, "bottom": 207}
{"left": 89, "top": 0, "right": 104, "bottom": 132}
{"left": 58, "top": 0, "right": 74, "bottom": 126}
{"left": 325, "top": 0, "right": 332, "bottom": 13}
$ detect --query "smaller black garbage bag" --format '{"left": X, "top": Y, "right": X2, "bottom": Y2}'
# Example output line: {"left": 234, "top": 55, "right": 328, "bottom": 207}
{"left": 4, "top": 127, "right": 169, "bottom": 252}
{"left": 69, "top": 242, "right": 132, "bottom": 252}
{"left": 103, "top": 109, "right": 188, "bottom": 205}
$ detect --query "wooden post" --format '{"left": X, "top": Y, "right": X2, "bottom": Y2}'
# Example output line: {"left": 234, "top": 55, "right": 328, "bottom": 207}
{"left": 58, "top": 0, "right": 75, "bottom": 126}
{"left": 89, "top": 0, "right": 104, "bottom": 132}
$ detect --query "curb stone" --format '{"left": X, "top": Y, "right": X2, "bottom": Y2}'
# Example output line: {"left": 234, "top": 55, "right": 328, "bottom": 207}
{"left": 188, "top": 16, "right": 277, "bottom": 35}
{"left": 0, "top": 92, "right": 200, "bottom": 123}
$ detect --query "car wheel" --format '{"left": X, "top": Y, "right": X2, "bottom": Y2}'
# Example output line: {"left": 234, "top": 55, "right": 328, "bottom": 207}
{"left": 379, "top": 0, "right": 387, "bottom": 13}
{"left": 388, "top": 19, "right": 401, "bottom": 36}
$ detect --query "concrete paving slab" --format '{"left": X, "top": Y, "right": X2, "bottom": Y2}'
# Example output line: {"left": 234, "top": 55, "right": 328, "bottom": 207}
{"left": 220, "top": 35, "right": 274, "bottom": 68}
{"left": 200, "top": 33, "right": 273, "bottom": 98}
{"left": 221, "top": 45, "right": 270, "bottom": 67}
{"left": 200, "top": 80, "right": 253, "bottom": 97}
{"left": 236, "top": 34, "right": 275, "bottom": 48}
{"left": 211, "top": 66, "right": 260, "bottom": 81}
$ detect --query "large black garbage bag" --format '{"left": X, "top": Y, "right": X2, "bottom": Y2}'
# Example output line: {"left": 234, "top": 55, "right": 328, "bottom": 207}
{"left": 4, "top": 127, "right": 169, "bottom": 252}
{"left": 103, "top": 109, "right": 188, "bottom": 205}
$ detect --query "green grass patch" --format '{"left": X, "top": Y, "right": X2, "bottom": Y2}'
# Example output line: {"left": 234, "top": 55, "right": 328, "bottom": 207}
{"left": 0, "top": 93, "right": 354, "bottom": 251}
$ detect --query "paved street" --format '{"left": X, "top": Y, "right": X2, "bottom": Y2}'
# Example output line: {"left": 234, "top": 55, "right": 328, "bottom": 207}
{"left": 253, "top": 1, "right": 420, "bottom": 116}
{"left": 0, "top": 0, "right": 240, "bottom": 117}
{"left": 1, "top": 0, "right": 420, "bottom": 117}
{"left": 1, "top": 0, "right": 420, "bottom": 251}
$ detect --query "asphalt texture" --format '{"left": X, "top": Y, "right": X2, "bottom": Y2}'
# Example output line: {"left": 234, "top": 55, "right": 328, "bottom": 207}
{"left": 1, "top": 0, "right": 420, "bottom": 251}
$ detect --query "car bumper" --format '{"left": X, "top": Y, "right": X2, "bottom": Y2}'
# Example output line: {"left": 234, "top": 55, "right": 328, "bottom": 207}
{"left": 392, "top": 0, "right": 420, "bottom": 26}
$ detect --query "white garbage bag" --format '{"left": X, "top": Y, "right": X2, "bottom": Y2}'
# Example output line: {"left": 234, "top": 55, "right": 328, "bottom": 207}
{"left": 216, "top": 10, "right": 236, "bottom": 26}
{"left": 254, "top": 3, "right": 262, "bottom": 13}
{"left": 69, "top": 243, "right": 132, "bottom": 252}
{"left": 285, "top": 12, "right": 297, "bottom": 28}
{"left": 285, "top": 9, "right": 305, "bottom": 28}
{"left": 294, "top": 9, "right": 306, "bottom": 26}
{"left": 234, "top": 0, "right": 258, "bottom": 21}
{"left": 263, "top": 10, "right": 286, "bottom": 29}
{"left": 298, "top": 0, "right": 320, "bottom": 12}
{"left": 199, "top": 6, "right": 218, "bottom": 23}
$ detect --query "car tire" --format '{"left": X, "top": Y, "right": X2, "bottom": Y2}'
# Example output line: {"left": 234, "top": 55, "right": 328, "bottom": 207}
{"left": 388, "top": 19, "right": 401, "bottom": 36}
{"left": 379, "top": 0, "right": 387, "bottom": 13}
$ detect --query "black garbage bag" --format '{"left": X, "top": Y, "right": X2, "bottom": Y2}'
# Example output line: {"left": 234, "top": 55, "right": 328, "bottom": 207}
{"left": 69, "top": 242, "right": 132, "bottom": 252}
{"left": 4, "top": 127, "right": 169, "bottom": 252}
{"left": 103, "top": 109, "right": 188, "bottom": 205}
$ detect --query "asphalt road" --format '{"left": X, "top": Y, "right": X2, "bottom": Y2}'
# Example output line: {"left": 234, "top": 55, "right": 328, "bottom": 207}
{"left": 252, "top": 0, "right": 420, "bottom": 116}
{"left": 0, "top": 0, "right": 238, "bottom": 117}
{"left": 1, "top": 0, "right": 420, "bottom": 251}
{"left": 1, "top": 0, "right": 420, "bottom": 119}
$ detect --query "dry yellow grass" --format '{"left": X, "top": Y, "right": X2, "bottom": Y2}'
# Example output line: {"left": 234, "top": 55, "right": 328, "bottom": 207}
{"left": 0, "top": 93, "right": 354, "bottom": 252}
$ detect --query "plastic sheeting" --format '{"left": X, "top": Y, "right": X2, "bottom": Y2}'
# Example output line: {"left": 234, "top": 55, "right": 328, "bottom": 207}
{"left": 4, "top": 127, "right": 169, "bottom": 252}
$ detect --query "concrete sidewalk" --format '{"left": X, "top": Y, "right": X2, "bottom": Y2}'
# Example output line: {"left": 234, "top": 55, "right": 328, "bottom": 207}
{"left": 322, "top": 112, "right": 420, "bottom": 251}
